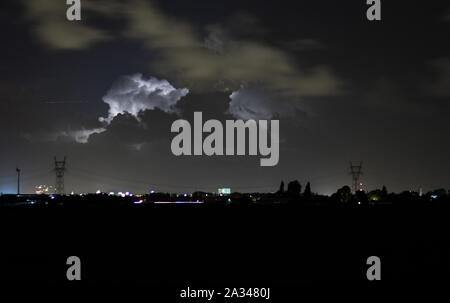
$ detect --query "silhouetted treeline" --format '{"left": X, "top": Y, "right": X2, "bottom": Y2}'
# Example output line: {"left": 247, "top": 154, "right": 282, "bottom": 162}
{"left": 0, "top": 181, "right": 449, "bottom": 208}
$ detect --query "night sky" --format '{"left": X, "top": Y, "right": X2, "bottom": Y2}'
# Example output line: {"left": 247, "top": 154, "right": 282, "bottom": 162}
{"left": 0, "top": 0, "right": 449, "bottom": 195}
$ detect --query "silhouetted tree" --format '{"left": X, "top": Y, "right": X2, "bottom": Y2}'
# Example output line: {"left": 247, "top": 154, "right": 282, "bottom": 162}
{"left": 381, "top": 185, "right": 388, "bottom": 197}
{"left": 355, "top": 190, "right": 369, "bottom": 205}
{"left": 304, "top": 182, "right": 312, "bottom": 201}
{"left": 336, "top": 186, "right": 352, "bottom": 203}
{"left": 278, "top": 181, "right": 285, "bottom": 194}
{"left": 287, "top": 180, "right": 301, "bottom": 197}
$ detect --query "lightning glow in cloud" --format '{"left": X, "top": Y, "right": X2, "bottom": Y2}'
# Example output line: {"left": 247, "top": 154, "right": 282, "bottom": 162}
{"left": 65, "top": 74, "right": 188, "bottom": 144}
{"left": 64, "top": 128, "right": 107, "bottom": 144}
{"left": 229, "top": 87, "right": 304, "bottom": 120}
{"left": 100, "top": 74, "right": 189, "bottom": 123}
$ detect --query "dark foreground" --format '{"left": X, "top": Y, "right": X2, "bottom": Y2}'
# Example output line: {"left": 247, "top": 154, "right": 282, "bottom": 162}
{"left": 0, "top": 203, "right": 448, "bottom": 298}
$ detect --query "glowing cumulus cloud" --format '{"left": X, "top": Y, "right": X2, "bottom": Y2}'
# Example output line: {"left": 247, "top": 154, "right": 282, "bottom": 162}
{"left": 66, "top": 74, "right": 189, "bottom": 144}
{"left": 61, "top": 127, "right": 106, "bottom": 144}
{"left": 100, "top": 74, "right": 189, "bottom": 123}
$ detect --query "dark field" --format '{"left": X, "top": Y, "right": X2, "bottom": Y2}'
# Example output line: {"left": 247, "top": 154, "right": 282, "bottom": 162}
{"left": 1, "top": 203, "right": 448, "bottom": 285}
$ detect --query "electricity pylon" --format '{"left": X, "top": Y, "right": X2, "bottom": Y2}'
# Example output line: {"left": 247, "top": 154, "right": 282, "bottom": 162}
{"left": 349, "top": 161, "right": 363, "bottom": 194}
{"left": 55, "top": 156, "right": 66, "bottom": 195}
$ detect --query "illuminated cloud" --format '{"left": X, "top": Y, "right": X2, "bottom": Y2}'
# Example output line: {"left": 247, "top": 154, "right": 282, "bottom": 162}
{"left": 60, "top": 128, "right": 107, "bottom": 144}
{"left": 229, "top": 87, "right": 305, "bottom": 120}
{"left": 100, "top": 74, "right": 189, "bottom": 123}
{"left": 32, "top": 74, "right": 188, "bottom": 144}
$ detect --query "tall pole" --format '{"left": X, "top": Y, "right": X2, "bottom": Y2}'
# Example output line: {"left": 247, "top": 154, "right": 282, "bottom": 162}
{"left": 16, "top": 167, "right": 21, "bottom": 195}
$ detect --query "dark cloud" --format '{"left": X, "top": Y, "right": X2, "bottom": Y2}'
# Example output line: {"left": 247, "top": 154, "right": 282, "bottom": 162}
{"left": 0, "top": 81, "right": 102, "bottom": 141}
{"left": 281, "top": 39, "right": 325, "bottom": 52}
{"left": 89, "top": 109, "right": 179, "bottom": 147}
{"left": 229, "top": 86, "right": 307, "bottom": 120}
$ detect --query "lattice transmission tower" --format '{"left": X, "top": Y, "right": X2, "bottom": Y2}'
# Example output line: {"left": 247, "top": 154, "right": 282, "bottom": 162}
{"left": 349, "top": 161, "right": 363, "bottom": 194}
{"left": 54, "top": 156, "right": 67, "bottom": 195}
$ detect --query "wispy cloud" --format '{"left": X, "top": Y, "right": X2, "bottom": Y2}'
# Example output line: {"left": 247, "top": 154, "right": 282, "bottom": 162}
{"left": 122, "top": 0, "right": 343, "bottom": 97}
{"left": 21, "top": 0, "right": 343, "bottom": 97}
{"left": 21, "top": 0, "right": 110, "bottom": 50}
{"left": 59, "top": 127, "right": 106, "bottom": 144}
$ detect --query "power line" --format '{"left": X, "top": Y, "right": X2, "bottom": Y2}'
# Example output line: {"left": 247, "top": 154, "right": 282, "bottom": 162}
{"left": 68, "top": 167, "right": 277, "bottom": 192}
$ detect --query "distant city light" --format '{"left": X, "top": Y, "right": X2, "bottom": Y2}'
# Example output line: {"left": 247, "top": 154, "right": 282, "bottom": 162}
{"left": 96, "top": 189, "right": 102, "bottom": 194}
{"left": 218, "top": 188, "right": 231, "bottom": 195}
{"left": 35, "top": 184, "right": 55, "bottom": 195}
{"left": 154, "top": 201, "right": 204, "bottom": 204}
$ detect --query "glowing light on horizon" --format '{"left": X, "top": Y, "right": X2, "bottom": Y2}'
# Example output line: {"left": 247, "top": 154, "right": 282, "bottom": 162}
{"left": 154, "top": 201, "right": 204, "bottom": 204}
